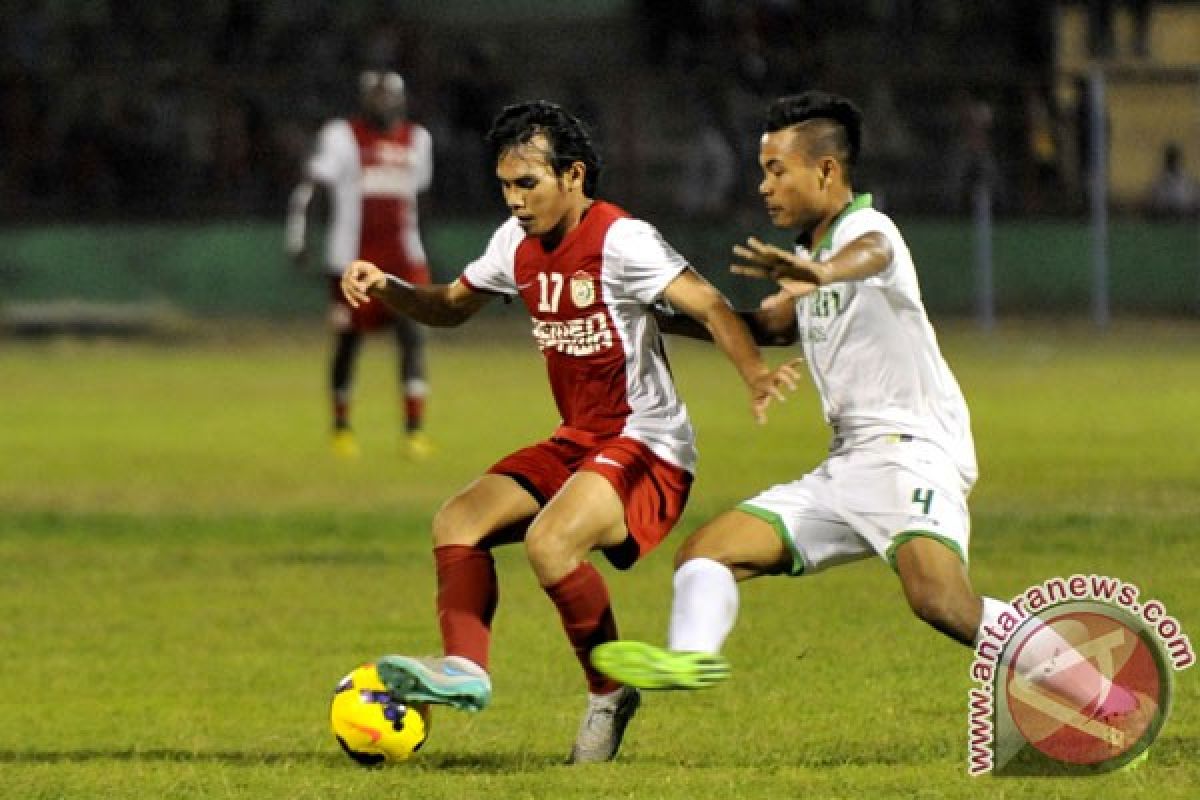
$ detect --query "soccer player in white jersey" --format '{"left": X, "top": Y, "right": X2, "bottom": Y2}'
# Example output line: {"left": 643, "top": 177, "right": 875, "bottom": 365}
{"left": 340, "top": 101, "right": 799, "bottom": 763}
{"left": 593, "top": 91, "right": 1151, "bottom": 754}
{"left": 287, "top": 70, "right": 435, "bottom": 460}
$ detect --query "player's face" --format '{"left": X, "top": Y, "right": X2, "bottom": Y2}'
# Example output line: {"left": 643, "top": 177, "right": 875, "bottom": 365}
{"left": 360, "top": 72, "right": 405, "bottom": 122}
{"left": 495, "top": 135, "right": 587, "bottom": 240}
{"left": 757, "top": 128, "right": 830, "bottom": 231}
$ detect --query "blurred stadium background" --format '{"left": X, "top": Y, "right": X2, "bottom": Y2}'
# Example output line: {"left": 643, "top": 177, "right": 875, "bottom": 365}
{"left": 1, "top": 0, "right": 1197, "bottom": 328}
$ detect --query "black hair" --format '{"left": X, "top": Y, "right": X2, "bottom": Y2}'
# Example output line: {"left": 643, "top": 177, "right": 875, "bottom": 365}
{"left": 765, "top": 91, "right": 863, "bottom": 172}
{"left": 485, "top": 101, "right": 602, "bottom": 197}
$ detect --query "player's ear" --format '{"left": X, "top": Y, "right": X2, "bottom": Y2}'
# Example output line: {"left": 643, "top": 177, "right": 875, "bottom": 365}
{"left": 818, "top": 157, "right": 837, "bottom": 190}
{"left": 566, "top": 160, "right": 586, "bottom": 193}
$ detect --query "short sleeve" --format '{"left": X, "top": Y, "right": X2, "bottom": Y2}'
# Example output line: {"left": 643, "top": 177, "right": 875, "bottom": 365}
{"left": 834, "top": 209, "right": 904, "bottom": 288}
{"left": 308, "top": 119, "right": 354, "bottom": 185}
{"left": 460, "top": 218, "right": 522, "bottom": 295}
{"left": 411, "top": 125, "right": 433, "bottom": 192}
{"left": 605, "top": 218, "right": 690, "bottom": 305}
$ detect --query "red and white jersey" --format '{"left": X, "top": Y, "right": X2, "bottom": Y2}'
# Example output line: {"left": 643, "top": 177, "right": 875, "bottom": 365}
{"left": 461, "top": 201, "right": 698, "bottom": 472}
{"left": 307, "top": 117, "right": 432, "bottom": 276}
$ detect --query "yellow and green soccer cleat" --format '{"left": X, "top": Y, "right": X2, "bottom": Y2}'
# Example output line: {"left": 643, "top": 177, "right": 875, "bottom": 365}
{"left": 403, "top": 431, "right": 435, "bottom": 460}
{"left": 591, "top": 641, "right": 730, "bottom": 690}
{"left": 331, "top": 428, "right": 361, "bottom": 460}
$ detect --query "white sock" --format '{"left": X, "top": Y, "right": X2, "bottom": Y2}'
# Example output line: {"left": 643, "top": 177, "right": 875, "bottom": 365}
{"left": 976, "top": 596, "right": 1112, "bottom": 708}
{"left": 667, "top": 558, "right": 739, "bottom": 653}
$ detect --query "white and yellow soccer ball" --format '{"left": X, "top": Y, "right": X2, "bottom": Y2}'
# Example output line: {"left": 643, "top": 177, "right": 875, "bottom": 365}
{"left": 330, "top": 663, "right": 430, "bottom": 765}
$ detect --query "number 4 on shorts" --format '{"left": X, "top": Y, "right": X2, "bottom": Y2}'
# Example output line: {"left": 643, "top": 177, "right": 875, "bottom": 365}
{"left": 912, "top": 488, "right": 934, "bottom": 515}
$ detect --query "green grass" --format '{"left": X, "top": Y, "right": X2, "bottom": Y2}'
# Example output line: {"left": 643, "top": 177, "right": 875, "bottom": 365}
{"left": 0, "top": 318, "right": 1197, "bottom": 798}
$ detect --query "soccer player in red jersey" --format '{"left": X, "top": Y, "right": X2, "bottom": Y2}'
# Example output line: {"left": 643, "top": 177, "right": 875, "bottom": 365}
{"left": 341, "top": 100, "right": 800, "bottom": 763}
{"left": 287, "top": 70, "right": 435, "bottom": 459}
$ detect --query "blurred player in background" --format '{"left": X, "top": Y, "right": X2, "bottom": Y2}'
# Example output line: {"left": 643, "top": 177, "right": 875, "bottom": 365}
{"left": 287, "top": 69, "right": 434, "bottom": 460}
{"left": 341, "top": 101, "right": 799, "bottom": 763}
{"left": 594, "top": 90, "right": 1151, "bottom": 753}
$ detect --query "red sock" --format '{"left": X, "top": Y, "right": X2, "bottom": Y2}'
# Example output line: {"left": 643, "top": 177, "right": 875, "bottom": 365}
{"left": 434, "top": 545, "right": 497, "bottom": 670}
{"left": 544, "top": 562, "right": 620, "bottom": 695}
{"left": 404, "top": 394, "right": 425, "bottom": 432}
{"left": 333, "top": 396, "right": 350, "bottom": 429}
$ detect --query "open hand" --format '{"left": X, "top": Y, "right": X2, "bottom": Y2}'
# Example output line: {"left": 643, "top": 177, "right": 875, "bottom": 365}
{"left": 731, "top": 236, "right": 828, "bottom": 292}
{"left": 749, "top": 357, "right": 805, "bottom": 424}
{"left": 340, "top": 260, "right": 387, "bottom": 308}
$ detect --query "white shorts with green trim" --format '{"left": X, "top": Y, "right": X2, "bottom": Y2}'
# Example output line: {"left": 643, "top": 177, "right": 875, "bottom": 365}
{"left": 738, "top": 434, "right": 973, "bottom": 576}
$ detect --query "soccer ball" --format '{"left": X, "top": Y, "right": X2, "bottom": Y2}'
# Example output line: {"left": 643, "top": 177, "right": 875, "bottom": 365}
{"left": 330, "top": 663, "right": 430, "bottom": 765}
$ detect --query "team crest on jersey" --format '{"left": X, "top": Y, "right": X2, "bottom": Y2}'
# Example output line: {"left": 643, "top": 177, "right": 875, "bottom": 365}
{"left": 570, "top": 271, "right": 596, "bottom": 308}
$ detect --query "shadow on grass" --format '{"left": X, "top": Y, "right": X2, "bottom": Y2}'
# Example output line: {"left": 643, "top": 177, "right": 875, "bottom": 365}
{"left": 2, "top": 736, "right": 1192, "bottom": 771}
{"left": 630, "top": 732, "right": 1198, "bottom": 771}
{"left": 0, "top": 748, "right": 566, "bottom": 772}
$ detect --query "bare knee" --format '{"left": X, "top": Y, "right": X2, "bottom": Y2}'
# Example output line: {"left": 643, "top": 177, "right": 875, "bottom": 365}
{"left": 673, "top": 536, "right": 729, "bottom": 571}
{"left": 523, "top": 520, "right": 581, "bottom": 586}
{"left": 672, "top": 511, "right": 789, "bottom": 578}
{"left": 522, "top": 521, "right": 560, "bottom": 566}
{"left": 432, "top": 496, "right": 485, "bottom": 547}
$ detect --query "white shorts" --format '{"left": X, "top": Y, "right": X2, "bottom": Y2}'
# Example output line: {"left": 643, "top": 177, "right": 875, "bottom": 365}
{"left": 738, "top": 434, "right": 973, "bottom": 576}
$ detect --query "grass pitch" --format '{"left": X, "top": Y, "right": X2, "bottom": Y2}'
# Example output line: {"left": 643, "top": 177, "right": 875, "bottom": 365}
{"left": 0, "top": 318, "right": 1197, "bottom": 799}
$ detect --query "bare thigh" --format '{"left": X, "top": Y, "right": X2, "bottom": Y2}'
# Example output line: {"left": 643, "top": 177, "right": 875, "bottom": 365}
{"left": 432, "top": 473, "right": 542, "bottom": 548}
{"left": 524, "top": 471, "right": 628, "bottom": 586}
{"left": 675, "top": 509, "right": 793, "bottom": 581}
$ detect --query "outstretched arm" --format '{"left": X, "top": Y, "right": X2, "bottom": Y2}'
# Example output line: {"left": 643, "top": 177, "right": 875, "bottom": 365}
{"left": 341, "top": 260, "right": 491, "bottom": 327}
{"left": 661, "top": 268, "right": 801, "bottom": 424}
{"left": 656, "top": 304, "right": 797, "bottom": 346}
{"left": 731, "top": 232, "right": 892, "bottom": 286}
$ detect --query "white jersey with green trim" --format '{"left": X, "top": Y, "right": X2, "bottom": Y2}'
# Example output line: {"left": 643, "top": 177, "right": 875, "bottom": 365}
{"left": 793, "top": 194, "right": 977, "bottom": 485}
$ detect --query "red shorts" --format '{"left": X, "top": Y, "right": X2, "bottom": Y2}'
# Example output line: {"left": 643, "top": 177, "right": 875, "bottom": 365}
{"left": 328, "top": 263, "right": 430, "bottom": 332}
{"left": 488, "top": 436, "right": 693, "bottom": 570}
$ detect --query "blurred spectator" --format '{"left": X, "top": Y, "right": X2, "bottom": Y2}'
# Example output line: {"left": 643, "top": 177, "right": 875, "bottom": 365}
{"left": 4, "top": 0, "right": 52, "bottom": 72}
{"left": 945, "top": 90, "right": 999, "bottom": 212}
{"left": 440, "top": 42, "right": 511, "bottom": 212}
{"left": 60, "top": 116, "right": 120, "bottom": 216}
{"left": 861, "top": 82, "right": 916, "bottom": 162}
{"left": 0, "top": 2, "right": 1181, "bottom": 223}
{"left": 1021, "top": 83, "right": 1063, "bottom": 213}
{"left": 214, "top": 0, "right": 262, "bottom": 65}
{"left": 674, "top": 86, "right": 738, "bottom": 219}
{"left": 0, "top": 70, "right": 54, "bottom": 215}
{"left": 1144, "top": 143, "right": 1200, "bottom": 219}
{"left": 635, "top": 0, "right": 710, "bottom": 67}
{"left": 209, "top": 92, "right": 271, "bottom": 215}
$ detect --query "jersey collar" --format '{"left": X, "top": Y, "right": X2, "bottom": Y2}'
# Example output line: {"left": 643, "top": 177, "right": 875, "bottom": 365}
{"left": 796, "top": 192, "right": 873, "bottom": 253}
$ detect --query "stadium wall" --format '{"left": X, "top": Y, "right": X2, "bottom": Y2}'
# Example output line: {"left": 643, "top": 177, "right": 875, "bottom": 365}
{"left": 0, "top": 221, "right": 1195, "bottom": 319}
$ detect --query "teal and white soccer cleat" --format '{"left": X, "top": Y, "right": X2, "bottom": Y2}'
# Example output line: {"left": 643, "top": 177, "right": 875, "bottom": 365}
{"left": 590, "top": 641, "right": 730, "bottom": 690}
{"left": 375, "top": 654, "right": 492, "bottom": 712}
